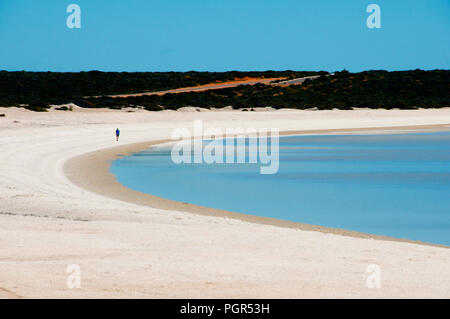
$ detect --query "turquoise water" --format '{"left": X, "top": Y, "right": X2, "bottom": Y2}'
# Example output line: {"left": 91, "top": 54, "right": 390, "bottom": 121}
{"left": 111, "top": 131, "right": 450, "bottom": 246}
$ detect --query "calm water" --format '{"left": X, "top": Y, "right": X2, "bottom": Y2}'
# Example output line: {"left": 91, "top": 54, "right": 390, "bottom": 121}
{"left": 111, "top": 132, "right": 450, "bottom": 246}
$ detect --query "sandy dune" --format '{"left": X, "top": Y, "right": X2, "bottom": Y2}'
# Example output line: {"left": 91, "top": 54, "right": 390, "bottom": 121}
{"left": 0, "top": 106, "right": 450, "bottom": 298}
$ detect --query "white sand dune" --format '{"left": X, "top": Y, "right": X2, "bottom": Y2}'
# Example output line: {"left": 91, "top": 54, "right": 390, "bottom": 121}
{"left": 0, "top": 107, "right": 450, "bottom": 298}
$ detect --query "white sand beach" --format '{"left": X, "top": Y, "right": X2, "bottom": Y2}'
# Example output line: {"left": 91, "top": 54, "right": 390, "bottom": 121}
{"left": 1, "top": 106, "right": 450, "bottom": 298}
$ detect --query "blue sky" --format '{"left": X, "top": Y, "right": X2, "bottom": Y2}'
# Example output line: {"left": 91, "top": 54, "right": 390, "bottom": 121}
{"left": 0, "top": 0, "right": 449, "bottom": 72}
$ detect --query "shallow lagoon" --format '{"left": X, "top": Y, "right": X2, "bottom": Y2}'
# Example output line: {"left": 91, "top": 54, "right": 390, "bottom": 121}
{"left": 111, "top": 131, "right": 450, "bottom": 246}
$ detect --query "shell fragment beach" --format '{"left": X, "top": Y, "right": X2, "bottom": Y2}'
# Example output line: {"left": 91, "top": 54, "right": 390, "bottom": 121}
{"left": 1, "top": 107, "right": 450, "bottom": 298}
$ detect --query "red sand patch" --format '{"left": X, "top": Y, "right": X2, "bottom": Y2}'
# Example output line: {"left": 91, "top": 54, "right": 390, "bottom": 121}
{"left": 108, "top": 77, "right": 286, "bottom": 98}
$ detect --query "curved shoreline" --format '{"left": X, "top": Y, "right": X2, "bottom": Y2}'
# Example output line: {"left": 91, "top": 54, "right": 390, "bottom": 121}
{"left": 64, "top": 124, "right": 450, "bottom": 248}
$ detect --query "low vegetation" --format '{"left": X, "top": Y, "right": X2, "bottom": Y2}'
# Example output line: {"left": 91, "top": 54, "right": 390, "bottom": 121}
{"left": 0, "top": 70, "right": 319, "bottom": 107}
{"left": 0, "top": 69, "right": 448, "bottom": 111}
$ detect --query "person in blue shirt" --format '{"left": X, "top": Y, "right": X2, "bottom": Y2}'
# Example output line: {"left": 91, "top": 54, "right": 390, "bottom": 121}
{"left": 115, "top": 128, "right": 120, "bottom": 141}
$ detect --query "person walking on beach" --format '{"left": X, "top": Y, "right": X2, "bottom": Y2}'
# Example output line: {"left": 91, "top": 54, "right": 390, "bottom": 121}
{"left": 115, "top": 128, "right": 120, "bottom": 141}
